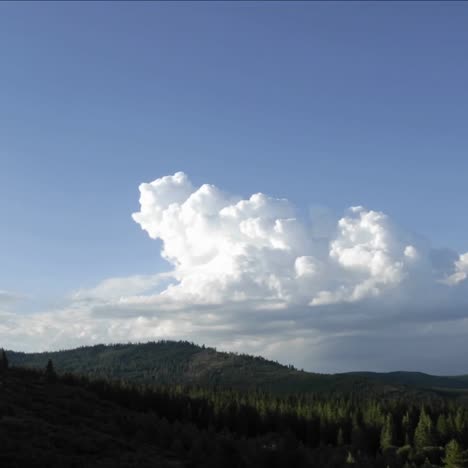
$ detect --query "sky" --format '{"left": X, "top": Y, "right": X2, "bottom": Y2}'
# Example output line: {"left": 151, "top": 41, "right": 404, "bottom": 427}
{"left": 1, "top": 2, "right": 468, "bottom": 373}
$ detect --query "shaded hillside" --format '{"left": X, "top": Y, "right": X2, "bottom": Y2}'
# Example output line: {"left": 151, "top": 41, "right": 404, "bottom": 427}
{"left": 8, "top": 341, "right": 468, "bottom": 397}
{"left": 0, "top": 367, "right": 182, "bottom": 468}
{"left": 342, "top": 371, "right": 468, "bottom": 395}
{"left": 7, "top": 341, "right": 381, "bottom": 395}
{"left": 3, "top": 364, "right": 468, "bottom": 467}
{"left": 1, "top": 366, "right": 328, "bottom": 468}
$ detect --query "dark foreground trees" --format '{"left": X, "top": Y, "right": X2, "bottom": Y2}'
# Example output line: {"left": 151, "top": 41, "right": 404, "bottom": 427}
{"left": 5, "top": 360, "right": 468, "bottom": 467}
{"left": 53, "top": 370, "right": 468, "bottom": 468}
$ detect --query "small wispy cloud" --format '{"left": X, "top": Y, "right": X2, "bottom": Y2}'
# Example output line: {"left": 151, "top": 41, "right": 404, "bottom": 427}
{"left": 0, "top": 290, "right": 25, "bottom": 305}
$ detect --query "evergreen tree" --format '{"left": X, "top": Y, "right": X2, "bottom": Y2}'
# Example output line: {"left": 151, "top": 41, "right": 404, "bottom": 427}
{"left": 414, "top": 408, "right": 434, "bottom": 450}
{"left": 443, "top": 439, "right": 467, "bottom": 468}
{"left": 437, "top": 414, "right": 450, "bottom": 445}
{"left": 337, "top": 427, "right": 344, "bottom": 446}
{"left": 380, "top": 414, "right": 394, "bottom": 450}
{"left": 0, "top": 348, "right": 8, "bottom": 371}
{"left": 455, "top": 408, "right": 466, "bottom": 438}
{"left": 46, "top": 359, "right": 56, "bottom": 382}
{"left": 402, "top": 411, "right": 412, "bottom": 446}
{"left": 346, "top": 451, "right": 356, "bottom": 464}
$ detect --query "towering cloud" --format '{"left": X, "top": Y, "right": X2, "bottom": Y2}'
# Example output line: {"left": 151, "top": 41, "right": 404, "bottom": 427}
{"left": 131, "top": 172, "right": 464, "bottom": 309}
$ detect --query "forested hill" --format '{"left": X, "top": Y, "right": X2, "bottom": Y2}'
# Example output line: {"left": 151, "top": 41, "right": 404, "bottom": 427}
{"left": 8, "top": 341, "right": 372, "bottom": 394}
{"left": 7, "top": 340, "right": 468, "bottom": 396}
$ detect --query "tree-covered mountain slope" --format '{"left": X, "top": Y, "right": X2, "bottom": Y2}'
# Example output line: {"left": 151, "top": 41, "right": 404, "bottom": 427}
{"left": 0, "top": 366, "right": 183, "bottom": 468}
{"left": 7, "top": 341, "right": 373, "bottom": 394}
{"left": 3, "top": 362, "right": 468, "bottom": 467}
{"left": 7, "top": 340, "right": 468, "bottom": 396}
{"left": 342, "top": 371, "right": 468, "bottom": 392}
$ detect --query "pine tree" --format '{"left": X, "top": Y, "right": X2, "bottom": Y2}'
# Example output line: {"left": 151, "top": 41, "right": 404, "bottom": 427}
{"left": 45, "top": 359, "right": 56, "bottom": 382}
{"left": 346, "top": 451, "right": 356, "bottom": 464}
{"left": 337, "top": 427, "right": 344, "bottom": 446}
{"left": 443, "top": 439, "right": 467, "bottom": 468}
{"left": 0, "top": 349, "right": 8, "bottom": 371}
{"left": 380, "top": 414, "right": 394, "bottom": 450}
{"left": 414, "top": 407, "right": 434, "bottom": 450}
{"left": 455, "top": 408, "right": 466, "bottom": 437}
{"left": 437, "top": 414, "right": 450, "bottom": 445}
{"left": 402, "top": 411, "right": 412, "bottom": 446}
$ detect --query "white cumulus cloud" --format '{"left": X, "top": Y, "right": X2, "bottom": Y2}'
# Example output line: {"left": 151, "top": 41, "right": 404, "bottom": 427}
{"left": 444, "top": 253, "right": 468, "bottom": 286}
{"left": 131, "top": 172, "right": 453, "bottom": 308}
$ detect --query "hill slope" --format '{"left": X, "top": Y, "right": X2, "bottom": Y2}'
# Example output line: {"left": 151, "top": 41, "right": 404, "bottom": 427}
{"left": 7, "top": 340, "right": 468, "bottom": 396}
{"left": 0, "top": 367, "right": 182, "bottom": 468}
{"left": 344, "top": 371, "right": 468, "bottom": 392}
{"left": 8, "top": 341, "right": 377, "bottom": 394}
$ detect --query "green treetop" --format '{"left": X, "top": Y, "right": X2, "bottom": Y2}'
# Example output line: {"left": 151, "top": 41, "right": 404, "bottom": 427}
{"left": 443, "top": 439, "right": 467, "bottom": 468}
{"left": 414, "top": 407, "right": 434, "bottom": 450}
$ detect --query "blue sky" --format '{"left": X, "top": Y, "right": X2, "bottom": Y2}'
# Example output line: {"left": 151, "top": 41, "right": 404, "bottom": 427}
{"left": 1, "top": 3, "right": 468, "bottom": 370}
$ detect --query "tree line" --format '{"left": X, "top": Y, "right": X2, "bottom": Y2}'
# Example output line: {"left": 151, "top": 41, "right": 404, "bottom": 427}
{"left": 3, "top": 350, "right": 468, "bottom": 467}
{"left": 54, "top": 358, "right": 468, "bottom": 467}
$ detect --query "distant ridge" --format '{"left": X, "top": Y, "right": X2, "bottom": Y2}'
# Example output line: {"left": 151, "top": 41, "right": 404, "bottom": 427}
{"left": 7, "top": 340, "right": 468, "bottom": 397}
